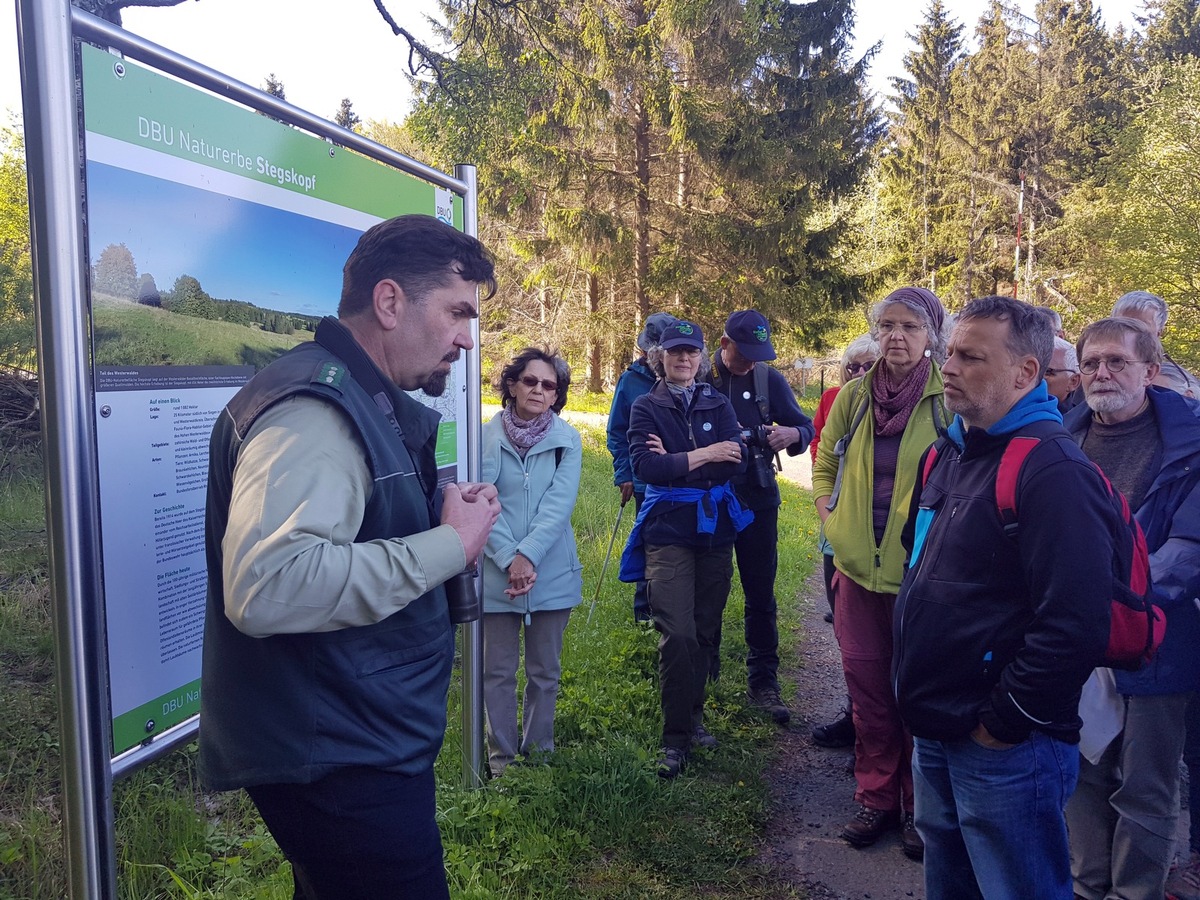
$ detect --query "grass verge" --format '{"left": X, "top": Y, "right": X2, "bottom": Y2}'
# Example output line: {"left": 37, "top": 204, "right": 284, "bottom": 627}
{"left": 0, "top": 420, "right": 819, "bottom": 899}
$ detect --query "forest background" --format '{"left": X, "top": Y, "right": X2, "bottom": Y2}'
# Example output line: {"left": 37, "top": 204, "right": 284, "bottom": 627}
{"left": 3, "top": 0, "right": 1200, "bottom": 385}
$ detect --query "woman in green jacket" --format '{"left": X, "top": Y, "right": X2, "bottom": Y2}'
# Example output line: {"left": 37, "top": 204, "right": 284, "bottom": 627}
{"left": 812, "top": 287, "right": 949, "bottom": 859}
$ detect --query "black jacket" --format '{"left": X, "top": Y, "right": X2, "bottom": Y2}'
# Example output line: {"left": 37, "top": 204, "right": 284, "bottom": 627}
{"left": 893, "top": 417, "right": 1117, "bottom": 745}
{"left": 706, "top": 356, "right": 815, "bottom": 511}
{"left": 628, "top": 380, "right": 747, "bottom": 547}
{"left": 201, "top": 318, "right": 452, "bottom": 789}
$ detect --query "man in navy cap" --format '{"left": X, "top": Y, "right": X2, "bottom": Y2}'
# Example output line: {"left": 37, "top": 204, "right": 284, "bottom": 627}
{"left": 707, "top": 309, "right": 814, "bottom": 723}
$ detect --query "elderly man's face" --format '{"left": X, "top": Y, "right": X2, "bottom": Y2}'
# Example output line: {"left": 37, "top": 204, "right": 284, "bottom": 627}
{"left": 1080, "top": 332, "right": 1157, "bottom": 422}
{"left": 720, "top": 337, "right": 756, "bottom": 376}
{"left": 1044, "top": 346, "right": 1080, "bottom": 403}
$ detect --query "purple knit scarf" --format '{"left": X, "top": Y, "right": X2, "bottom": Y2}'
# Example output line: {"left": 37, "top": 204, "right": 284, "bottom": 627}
{"left": 501, "top": 406, "right": 554, "bottom": 458}
{"left": 871, "top": 356, "right": 931, "bottom": 437}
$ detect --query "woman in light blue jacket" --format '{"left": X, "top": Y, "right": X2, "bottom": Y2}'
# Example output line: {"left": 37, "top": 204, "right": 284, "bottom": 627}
{"left": 481, "top": 347, "right": 583, "bottom": 775}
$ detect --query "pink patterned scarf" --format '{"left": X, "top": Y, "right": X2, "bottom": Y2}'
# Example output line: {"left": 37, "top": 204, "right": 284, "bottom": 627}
{"left": 501, "top": 406, "right": 554, "bottom": 458}
{"left": 871, "top": 357, "right": 931, "bottom": 437}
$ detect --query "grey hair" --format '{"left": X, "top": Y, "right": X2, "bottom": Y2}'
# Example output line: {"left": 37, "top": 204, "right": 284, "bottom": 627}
{"left": 840, "top": 334, "right": 879, "bottom": 380}
{"left": 1112, "top": 291, "right": 1168, "bottom": 334}
{"left": 1052, "top": 336, "right": 1078, "bottom": 372}
{"left": 869, "top": 299, "right": 949, "bottom": 363}
{"left": 647, "top": 344, "right": 712, "bottom": 381}
{"left": 1035, "top": 306, "right": 1063, "bottom": 332}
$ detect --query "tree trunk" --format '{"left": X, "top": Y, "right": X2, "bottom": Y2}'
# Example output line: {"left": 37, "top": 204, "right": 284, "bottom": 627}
{"left": 586, "top": 271, "right": 603, "bottom": 392}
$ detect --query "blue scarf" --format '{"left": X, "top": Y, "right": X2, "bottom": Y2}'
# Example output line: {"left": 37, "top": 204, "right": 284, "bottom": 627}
{"left": 618, "top": 483, "right": 754, "bottom": 582}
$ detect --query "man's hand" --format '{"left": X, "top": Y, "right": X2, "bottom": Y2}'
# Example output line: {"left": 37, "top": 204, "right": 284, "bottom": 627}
{"left": 766, "top": 425, "right": 799, "bottom": 454}
{"left": 442, "top": 482, "right": 501, "bottom": 562}
{"left": 619, "top": 482, "right": 635, "bottom": 505}
{"left": 505, "top": 552, "right": 537, "bottom": 598}
{"left": 970, "top": 722, "right": 1016, "bottom": 750}
{"left": 645, "top": 433, "right": 667, "bottom": 455}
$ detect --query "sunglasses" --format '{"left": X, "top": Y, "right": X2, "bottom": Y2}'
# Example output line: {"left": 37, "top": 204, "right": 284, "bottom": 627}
{"left": 846, "top": 361, "right": 873, "bottom": 375}
{"left": 517, "top": 374, "right": 558, "bottom": 392}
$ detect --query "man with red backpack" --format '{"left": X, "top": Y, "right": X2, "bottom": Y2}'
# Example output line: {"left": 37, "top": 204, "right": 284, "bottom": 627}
{"left": 893, "top": 296, "right": 1124, "bottom": 900}
{"left": 1062, "top": 316, "right": 1200, "bottom": 900}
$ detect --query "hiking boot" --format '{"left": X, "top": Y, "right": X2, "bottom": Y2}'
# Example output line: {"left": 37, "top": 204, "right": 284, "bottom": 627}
{"left": 692, "top": 724, "right": 719, "bottom": 750}
{"left": 811, "top": 708, "right": 855, "bottom": 748}
{"left": 747, "top": 686, "right": 791, "bottom": 724}
{"left": 901, "top": 812, "right": 924, "bottom": 861}
{"left": 657, "top": 746, "right": 688, "bottom": 779}
{"left": 840, "top": 805, "right": 900, "bottom": 847}
{"left": 1167, "top": 849, "right": 1200, "bottom": 900}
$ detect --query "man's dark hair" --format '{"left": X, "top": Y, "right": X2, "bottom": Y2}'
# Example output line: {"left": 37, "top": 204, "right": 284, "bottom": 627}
{"left": 496, "top": 346, "right": 571, "bottom": 414}
{"left": 338, "top": 215, "right": 497, "bottom": 317}
{"left": 957, "top": 295, "right": 1054, "bottom": 373}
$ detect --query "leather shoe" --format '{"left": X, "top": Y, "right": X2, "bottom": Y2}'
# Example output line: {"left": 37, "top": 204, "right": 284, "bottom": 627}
{"left": 841, "top": 805, "right": 900, "bottom": 847}
{"left": 811, "top": 708, "right": 855, "bottom": 748}
{"left": 901, "top": 812, "right": 924, "bottom": 861}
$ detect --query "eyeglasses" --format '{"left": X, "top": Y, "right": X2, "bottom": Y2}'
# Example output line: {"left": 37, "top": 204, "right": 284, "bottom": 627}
{"left": 1078, "top": 357, "right": 1147, "bottom": 375}
{"left": 1044, "top": 367, "right": 1078, "bottom": 377}
{"left": 875, "top": 321, "right": 925, "bottom": 335}
{"left": 666, "top": 346, "right": 702, "bottom": 357}
{"left": 845, "top": 361, "right": 874, "bottom": 375}
{"left": 517, "top": 375, "right": 558, "bottom": 392}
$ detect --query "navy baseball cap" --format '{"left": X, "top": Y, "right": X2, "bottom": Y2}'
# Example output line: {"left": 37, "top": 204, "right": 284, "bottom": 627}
{"left": 725, "top": 309, "right": 776, "bottom": 361}
{"left": 659, "top": 320, "right": 705, "bottom": 351}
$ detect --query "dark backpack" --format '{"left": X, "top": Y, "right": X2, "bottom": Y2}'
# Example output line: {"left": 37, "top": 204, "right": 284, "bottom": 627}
{"left": 920, "top": 434, "right": 1166, "bottom": 671}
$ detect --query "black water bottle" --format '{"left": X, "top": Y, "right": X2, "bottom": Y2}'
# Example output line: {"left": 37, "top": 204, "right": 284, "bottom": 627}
{"left": 445, "top": 561, "right": 481, "bottom": 624}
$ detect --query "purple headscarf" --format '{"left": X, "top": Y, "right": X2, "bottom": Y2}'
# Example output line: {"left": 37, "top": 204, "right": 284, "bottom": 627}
{"left": 880, "top": 286, "right": 945, "bottom": 335}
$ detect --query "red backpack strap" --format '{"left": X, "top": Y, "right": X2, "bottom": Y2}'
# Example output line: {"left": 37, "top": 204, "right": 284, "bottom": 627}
{"left": 920, "top": 443, "right": 940, "bottom": 489}
{"left": 996, "top": 436, "right": 1041, "bottom": 536}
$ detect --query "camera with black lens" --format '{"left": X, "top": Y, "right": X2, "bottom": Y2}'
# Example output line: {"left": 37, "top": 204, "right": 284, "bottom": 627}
{"left": 739, "top": 425, "right": 776, "bottom": 489}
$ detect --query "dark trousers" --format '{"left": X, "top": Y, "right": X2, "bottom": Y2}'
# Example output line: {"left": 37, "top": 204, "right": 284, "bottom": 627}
{"left": 247, "top": 766, "right": 449, "bottom": 900}
{"left": 1186, "top": 693, "right": 1200, "bottom": 853}
{"left": 645, "top": 541, "right": 734, "bottom": 749}
{"left": 735, "top": 505, "right": 780, "bottom": 692}
{"left": 823, "top": 551, "right": 836, "bottom": 616}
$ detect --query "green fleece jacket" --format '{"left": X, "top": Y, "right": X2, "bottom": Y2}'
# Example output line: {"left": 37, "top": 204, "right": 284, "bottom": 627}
{"left": 811, "top": 364, "right": 948, "bottom": 594}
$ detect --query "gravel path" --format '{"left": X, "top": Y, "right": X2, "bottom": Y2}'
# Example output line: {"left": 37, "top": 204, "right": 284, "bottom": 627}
{"left": 759, "top": 566, "right": 926, "bottom": 899}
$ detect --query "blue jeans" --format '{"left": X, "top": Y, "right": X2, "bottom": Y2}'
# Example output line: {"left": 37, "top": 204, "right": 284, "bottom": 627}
{"left": 913, "top": 732, "right": 1079, "bottom": 900}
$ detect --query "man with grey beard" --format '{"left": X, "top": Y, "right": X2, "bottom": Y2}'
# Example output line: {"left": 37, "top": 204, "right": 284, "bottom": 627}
{"left": 201, "top": 215, "right": 502, "bottom": 899}
{"left": 1064, "top": 316, "right": 1200, "bottom": 900}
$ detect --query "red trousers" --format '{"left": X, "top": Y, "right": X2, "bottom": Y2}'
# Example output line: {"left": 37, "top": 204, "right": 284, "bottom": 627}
{"left": 832, "top": 570, "right": 914, "bottom": 814}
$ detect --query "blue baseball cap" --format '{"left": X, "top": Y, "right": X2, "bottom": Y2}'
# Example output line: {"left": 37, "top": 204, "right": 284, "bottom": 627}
{"left": 660, "top": 320, "right": 705, "bottom": 351}
{"left": 725, "top": 309, "right": 776, "bottom": 361}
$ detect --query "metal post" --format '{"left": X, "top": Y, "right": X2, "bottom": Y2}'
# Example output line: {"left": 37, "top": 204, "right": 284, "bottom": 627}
{"left": 455, "top": 164, "right": 487, "bottom": 788}
{"left": 1013, "top": 170, "right": 1025, "bottom": 299}
{"left": 16, "top": 0, "right": 118, "bottom": 896}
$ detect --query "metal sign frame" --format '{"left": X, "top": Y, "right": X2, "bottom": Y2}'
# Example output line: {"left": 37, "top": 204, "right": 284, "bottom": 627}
{"left": 15, "top": 2, "right": 486, "bottom": 896}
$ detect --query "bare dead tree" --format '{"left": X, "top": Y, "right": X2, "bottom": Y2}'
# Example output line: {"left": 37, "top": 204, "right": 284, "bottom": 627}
{"left": 72, "top": 0, "right": 193, "bottom": 26}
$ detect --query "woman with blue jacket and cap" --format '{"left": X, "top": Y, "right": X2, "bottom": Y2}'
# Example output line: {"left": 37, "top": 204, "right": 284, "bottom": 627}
{"left": 621, "top": 320, "right": 752, "bottom": 779}
{"left": 481, "top": 347, "right": 583, "bottom": 776}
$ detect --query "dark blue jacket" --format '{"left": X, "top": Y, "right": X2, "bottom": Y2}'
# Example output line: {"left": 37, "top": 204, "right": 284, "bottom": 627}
{"left": 1065, "top": 386, "right": 1200, "bottom": 696}
{"left": 628, "top": 380, "right": 747, "bottom": 547}
{"left": 894, "top": 386, "right": 1117, "bottom": 745}
{"left": 706, "top": 356, "right": 815, "bottom": 511}
{"left": 201, "top": 318, "right": 453, "bottom": 789}
{"left": 607, "top": 358, "right": 657, "bottom": 492}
